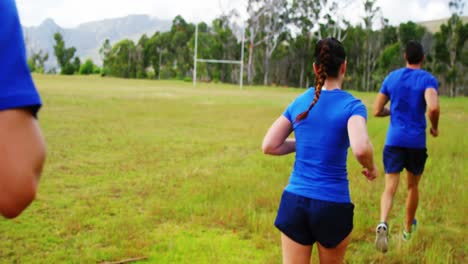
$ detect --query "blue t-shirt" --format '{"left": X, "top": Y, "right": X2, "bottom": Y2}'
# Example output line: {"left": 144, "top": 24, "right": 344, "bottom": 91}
{"left": 282, "top": 88, "right": 367, "bottom": 203}
{"left": 380, "top": 68, "right": 438, "bottom": 148}
{"left": 0, "top": 0, "right": 42, "bottom": 115}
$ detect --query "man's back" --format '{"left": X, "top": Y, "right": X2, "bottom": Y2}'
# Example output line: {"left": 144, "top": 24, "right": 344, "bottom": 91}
{"left": 373, "top": 41, "right": 440, "bottom": 253}
{"left": 380, "top": 68, "right": 438, "bottom": 148}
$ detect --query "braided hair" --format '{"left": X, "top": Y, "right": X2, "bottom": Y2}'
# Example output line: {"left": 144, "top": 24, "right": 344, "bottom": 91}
{"left": 295, "top": 38, "right": 346, "bottom": 123}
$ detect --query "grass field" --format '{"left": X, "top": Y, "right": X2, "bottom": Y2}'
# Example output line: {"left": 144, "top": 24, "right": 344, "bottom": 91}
{"left": 0, "top": 75, "right": 466, "bottom": 263}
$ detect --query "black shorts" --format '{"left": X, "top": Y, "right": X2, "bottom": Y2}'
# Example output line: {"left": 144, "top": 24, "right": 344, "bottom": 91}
{"left": 383, "top": 145, "right": 428, "bottom": 175}
{"left": 274, "top": 191, "right": 354, "bottom": 248}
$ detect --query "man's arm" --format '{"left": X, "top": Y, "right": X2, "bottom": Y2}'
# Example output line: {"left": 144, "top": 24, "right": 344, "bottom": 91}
{"left": 0, "top": 109, "right": 46, "bottom": 218}
{"left": 373, "top": 93, "right": 390, "bottom": 117}
{"left": 262, "top": 116, "right": 295, "bottom": 155}
{"left": 424, "top": 88, "right": 440, "bottom": 137}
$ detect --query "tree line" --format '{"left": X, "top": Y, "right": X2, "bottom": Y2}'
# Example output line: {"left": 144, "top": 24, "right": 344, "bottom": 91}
{"left": 28, "top": 0, "right": 467, "bottom": 96}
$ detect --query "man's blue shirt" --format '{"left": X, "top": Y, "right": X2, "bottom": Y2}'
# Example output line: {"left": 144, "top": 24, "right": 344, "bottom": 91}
{"left": 283, "top": 88, "right": 367, "bottom": 203}
{"left": 0, "top": 0, "right": 42, "bottom": 115}
{"left": 380, "top": 68, "right": 438, "bottom": 148}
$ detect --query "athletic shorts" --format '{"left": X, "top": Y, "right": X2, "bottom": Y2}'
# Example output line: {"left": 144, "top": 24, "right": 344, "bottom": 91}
{"left": 383, "top": 145, "right": 428, "bottom": 175}
{"left": 274, "top": 190, "right": 354, "bottom": 248}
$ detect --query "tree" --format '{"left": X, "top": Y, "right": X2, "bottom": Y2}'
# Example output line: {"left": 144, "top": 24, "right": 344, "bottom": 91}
{"left": 289, "top": 0, "right": 318, "bottom": 88}
{"left": 170, "top": 16, "right": 195, "bottom": 79}
{"left": 449, "top": 0, "right": 465, "bottom": 16}
{"left": 79, "top": 59, "right": 95, "bottom": 75}
{"left": 105, "top": 39, "right": 137, "bottom": 78}
{"left": 27, "top": 59, "right": 35, "bottom": 73}
{"left": 152, "top": 32, "right": 173, "bottom": 79}
{"left": 430, "top": 0, "right": 467, "bottom": 96}
{"left": 27, "top": 50, "right": 49, "bottom": 73}
{"left": 136, "top": 34, "right": 149, "bottom": 79}
{"left": 362, "top": 0, "right": 384, "bottom": 91}
{"left": 143, "top": 32, "right": 167, "bottom": 79}
{"left": 342, "top": 25, "right": 366, "bottom": 90}
{"left": 447, "top": 0, "right": 467, "bottom": 96}
{"left": 376, "top": 42, "right": 401, "bottom": 77}
{"left": 211, "top": 15, "right": 241, "bottom": 83}
{"left": 289, "top": 0, "right": 352, "bottom": 88}
{"left": 260, "top": 0, "right": 288, "bottom": 85}
{"left": 434, "top": 14, "right": 468, "bottom": 96}
{"left": 399, "top": 21, "right": 427, "bottom": 45}
{"left": 315, "top": 0, "right": 353, "bottom": 41}
{"left": 269, "top": 32, "right": 293, "bottom": 86}
{"left": 53, "top": 32, "right": 79, "bottom": 75}
{"left": 246, "top": 0, "right": 269, "bottom": 85}
{"left": 99, "top": 39, "right": 112, "bottom": 76}
{"left": 382, "top": 23, "right": 398, "bottom": 46}
{"left": 73, "top": 57, "right": 81, "bottom": 73}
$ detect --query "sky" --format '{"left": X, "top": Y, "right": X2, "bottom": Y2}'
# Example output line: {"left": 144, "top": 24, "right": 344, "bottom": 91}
{"left": 16, "top": 0, "right": 467, "bottom": 28}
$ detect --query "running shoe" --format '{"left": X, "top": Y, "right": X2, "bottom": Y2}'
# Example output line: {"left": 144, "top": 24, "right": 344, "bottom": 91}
{"left": 403, "top": 219, "right": 417, "bottom": 241}
{"left": 412, "top": 219, "right": 417, "bottom": 232}
{"left": 375, "top": 222, "right": 389, "bottom": 253}
{"left": 403, "top": 230, "right": 411, "bottom": 240}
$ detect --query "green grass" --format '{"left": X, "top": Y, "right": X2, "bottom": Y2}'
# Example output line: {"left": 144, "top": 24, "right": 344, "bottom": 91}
{"left": 0, "top": 75, "right": 466, "bottom": 263}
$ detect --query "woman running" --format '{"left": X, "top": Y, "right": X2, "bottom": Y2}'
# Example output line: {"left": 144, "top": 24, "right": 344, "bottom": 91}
{"left": 262, "top": 37, "right": 377, "bottom": 263}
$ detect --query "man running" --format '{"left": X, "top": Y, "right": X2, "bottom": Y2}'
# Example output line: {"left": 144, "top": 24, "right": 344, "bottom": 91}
{"left": 373, "top": 40, "right": 440, "bottom": 252}
{"left": 0, "top": 0, "right": 46, "bottom": 218}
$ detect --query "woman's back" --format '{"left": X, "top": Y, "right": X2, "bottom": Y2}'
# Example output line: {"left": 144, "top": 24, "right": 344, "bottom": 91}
{"left": 283, "top": 88, "right": 367, "bottom": 203}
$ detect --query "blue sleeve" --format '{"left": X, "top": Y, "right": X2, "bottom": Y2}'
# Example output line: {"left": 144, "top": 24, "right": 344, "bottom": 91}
{"left": 0, "top": 0, "right": 42, "bottom": 116}
{"left": 425, "top": 74, "right": 438, "bottom": 91}
{"left": 348, "top": 99, "right": 368, "bottom": 121}
{"left": 282, "top": 101, "right": 293, "bottom": 123}
{"left": 282, "top": 89, "right": 314, "bottom": 124}
{"left": 379, "top": 76, "right": 390, "bottom": 97}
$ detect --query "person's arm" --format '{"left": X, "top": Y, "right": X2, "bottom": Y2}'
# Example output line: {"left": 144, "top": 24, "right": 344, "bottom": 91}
{"left": 424, "top": 88, "right": 440, "bottom": 137}
{"left": 262, "top": 116, "right": 295, "bottom": 155}
{"left": 373, "top": 93, "right": 390, "bottom": 117}
{"left": 0, "top": 109, "right": 46, "bottom": 218}
{"left": 348, "top": 115, "right": 377, "bottom": 180}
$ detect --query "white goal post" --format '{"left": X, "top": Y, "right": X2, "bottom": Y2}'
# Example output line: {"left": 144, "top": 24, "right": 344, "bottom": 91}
{"left": 193, "top": 23, "right": 245, "bottom": 89}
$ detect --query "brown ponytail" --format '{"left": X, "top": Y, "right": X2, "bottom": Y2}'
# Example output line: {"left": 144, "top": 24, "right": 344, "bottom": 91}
{"left": 295, "top": 42, "right": 331, "bottom": 123}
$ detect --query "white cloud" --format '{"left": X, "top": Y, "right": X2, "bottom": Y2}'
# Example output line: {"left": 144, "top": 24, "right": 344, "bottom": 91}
{"left": 377, "top": 0, "right": 453, "bottom": 25}
{"left": 16, "top": 0, "right": 467, "bottom": 28}
{"left": 17, "top": 0, "right": 248, "bottom": 27}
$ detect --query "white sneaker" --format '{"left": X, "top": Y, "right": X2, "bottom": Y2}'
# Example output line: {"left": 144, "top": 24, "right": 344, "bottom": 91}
{"left": 375, "top": 222, "right": 389, "bottom": 253}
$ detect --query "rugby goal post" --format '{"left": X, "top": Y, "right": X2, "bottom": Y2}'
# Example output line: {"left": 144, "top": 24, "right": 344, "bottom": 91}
{"left": 193, "top": 23, "right": 245, "bottom": 89}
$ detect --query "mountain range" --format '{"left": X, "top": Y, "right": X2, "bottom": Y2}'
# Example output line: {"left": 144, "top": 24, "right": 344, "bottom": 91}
{"left": 22, "top": 15, "right": 172, "bottom": 69}
{"left": 418, "top": 16, "right": 468, "bottom": 33}
{"left": 22, "top": 15, "right": 467, "bottom": 71}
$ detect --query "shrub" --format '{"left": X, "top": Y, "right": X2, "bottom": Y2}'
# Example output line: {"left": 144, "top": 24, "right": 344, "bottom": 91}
{"left": 79, "top": 59, "right": 95, "bottom": 75}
